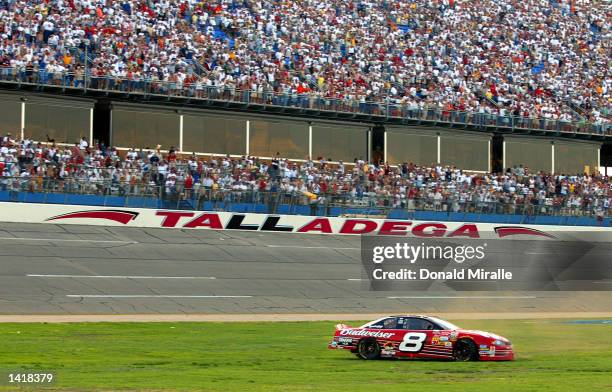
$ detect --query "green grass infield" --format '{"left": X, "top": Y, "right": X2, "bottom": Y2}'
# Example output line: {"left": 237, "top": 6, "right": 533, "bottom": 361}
{"left": 0, "top": 318, "right": 611, "bottom": 391}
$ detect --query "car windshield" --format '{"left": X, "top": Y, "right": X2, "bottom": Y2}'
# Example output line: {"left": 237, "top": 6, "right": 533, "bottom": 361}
{"left": 427, "top": 316, "right": 460, "bottom": 330}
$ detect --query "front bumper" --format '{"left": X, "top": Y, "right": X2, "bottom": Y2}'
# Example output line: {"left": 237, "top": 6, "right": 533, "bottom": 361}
{"left": 479, "top": 346, "right": 515, "bottom": 361}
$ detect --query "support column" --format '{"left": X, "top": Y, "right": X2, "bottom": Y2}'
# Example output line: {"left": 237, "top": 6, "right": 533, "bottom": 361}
{"left": 179, "top": 114, "right": 184, "bottom": 152}
{"left": 551, "top": 142, "right": 555, "bottom": 174}
{"left": 383, "top": 131, "right": 387, "bottom": 163}
{"left": 308, "top": 124, "right": 312, "bottom": 159}
{"left": 20, "top": 101, "right": 25, "bottom": 139}
{"left": 89, "top": 107, "right": 94, "bottom": 143}
{"left": 367, "top": 129, "right": 372, "bottom": 162}
{"left": 488, "top": 139, "right": 491, "bottom": 173}
{"left": 502, "top": 141, "right": 506, "bottom": 170}
{"left": 246, "top": 120, "right": 250, "bottom": 155}
{"left": 597, "top": 147, "right": 601, "bottom": 174}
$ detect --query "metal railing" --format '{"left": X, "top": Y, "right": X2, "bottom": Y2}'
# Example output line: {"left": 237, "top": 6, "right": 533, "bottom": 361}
{"left": 565, "top": 99, "right": 587, "bottom": 121}
{"left": 1, "top": 176, "right": 609, "bottom": 220}
{"left": 1, "top": 67, "right": 610, "bottom": 136}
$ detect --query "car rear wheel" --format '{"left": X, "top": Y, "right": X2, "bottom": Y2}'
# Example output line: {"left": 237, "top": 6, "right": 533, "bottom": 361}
{"left": 357, "top": 339, "right": 380, "bottom": 360}
{"left": 453, "top": 339, "right": 478, "bottom": 361}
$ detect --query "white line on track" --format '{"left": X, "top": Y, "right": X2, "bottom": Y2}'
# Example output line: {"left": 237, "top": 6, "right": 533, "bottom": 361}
{"left": 0, "top": 237, "right": 136, "bottom": 244}
{"left": 66, "top": 295, "right": 252, "bottom": 298}
{"left": 266, "top": 245, "right": 359, "bottom": 250}
{"left": 28, "top": 274, "right": 216, "bottom": 280}
{"left": 387, "top": 296, "right": 537, "bottom": 299}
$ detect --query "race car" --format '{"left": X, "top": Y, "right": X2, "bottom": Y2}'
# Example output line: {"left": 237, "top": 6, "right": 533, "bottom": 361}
{"left": 328, "top": 315, "right": 514, "bottom": 361}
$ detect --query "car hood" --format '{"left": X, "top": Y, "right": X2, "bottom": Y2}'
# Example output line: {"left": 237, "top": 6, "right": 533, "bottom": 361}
{"left": 458, "top": 329, "right": 511, "bottom": 343}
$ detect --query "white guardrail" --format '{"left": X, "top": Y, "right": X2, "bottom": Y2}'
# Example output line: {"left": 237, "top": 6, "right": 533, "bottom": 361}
{"left": 0, "top": 202, "right": 610, "bottom": 239}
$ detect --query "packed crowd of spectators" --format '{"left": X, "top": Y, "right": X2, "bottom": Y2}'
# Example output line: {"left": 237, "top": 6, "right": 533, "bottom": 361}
{"left": 0, "top": 1, "right": 609, "bottom": 129}
{"left": 1, "top": 132, "right": 610, "bottom": 217}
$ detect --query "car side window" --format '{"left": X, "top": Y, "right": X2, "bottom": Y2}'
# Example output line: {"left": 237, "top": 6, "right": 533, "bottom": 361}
{"left": 396, "top": 317, "right": 407, "bottom": 329}
{"left": 405, "top": 318, "right": 437, "bottom": 330}
{"left": 368, "top": 317, "right": 398, "bottom": 329}
{"left": 382, "top": 317, "right": 398, "bottom": 329}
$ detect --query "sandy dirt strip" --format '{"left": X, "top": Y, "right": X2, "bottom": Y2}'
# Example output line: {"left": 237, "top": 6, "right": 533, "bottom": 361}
{"left": 1, "top": 312, "right": 611, "bottom": 323}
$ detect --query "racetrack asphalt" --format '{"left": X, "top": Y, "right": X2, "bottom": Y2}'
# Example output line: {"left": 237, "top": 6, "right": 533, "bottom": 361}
{"left": 0, "top": 223, "right": 611, "bottom": 317}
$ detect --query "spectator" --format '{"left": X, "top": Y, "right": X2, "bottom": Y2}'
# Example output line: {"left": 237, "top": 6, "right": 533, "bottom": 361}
{"left": 0, "top": 1, "right": 608, "bottom": 130}
{"left": 0, "top": 131, "right": 609, "bottom": 218}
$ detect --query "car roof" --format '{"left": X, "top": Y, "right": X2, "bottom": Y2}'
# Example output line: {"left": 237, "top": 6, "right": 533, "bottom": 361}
{"left": 363, "top": 315, "right": 434, "bottom": 325}
{"left": 359, "top": 315, "right": 451, "bottom": 329}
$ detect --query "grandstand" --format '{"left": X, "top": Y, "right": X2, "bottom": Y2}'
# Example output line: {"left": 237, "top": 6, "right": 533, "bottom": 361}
{"left": 0, "top": 0, "right": 609, "bottom": 124}
{"left": 0, "top": 135, "right": 610, "bottom": 226}
{"left": 0, "top": 0, "right": 610, "bottom": 225}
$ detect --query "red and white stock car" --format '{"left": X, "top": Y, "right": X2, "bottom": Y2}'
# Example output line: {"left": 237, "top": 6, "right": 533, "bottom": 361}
{"left": 329, "top": 315, "right": 514, "bottom": 361}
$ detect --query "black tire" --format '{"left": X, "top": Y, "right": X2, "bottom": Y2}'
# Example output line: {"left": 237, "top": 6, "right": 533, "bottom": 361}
{"left": 453, "top": 339, "right": 479, "bottom": 361}
{"left": 357, "top": 339, "right": 381, "bottom": 360}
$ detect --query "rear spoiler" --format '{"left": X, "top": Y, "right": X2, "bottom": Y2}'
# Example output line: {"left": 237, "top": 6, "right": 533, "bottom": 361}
{"left": 335, "top": 323, "right": 349, "bottom": 330}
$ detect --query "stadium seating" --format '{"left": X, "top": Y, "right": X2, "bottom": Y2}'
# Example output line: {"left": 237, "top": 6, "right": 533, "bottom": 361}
{"left": 0, "top": 135, "right": 609, "bottom": 224}
{"left": 0, "top": 0, "right": 609, "bottom": 131}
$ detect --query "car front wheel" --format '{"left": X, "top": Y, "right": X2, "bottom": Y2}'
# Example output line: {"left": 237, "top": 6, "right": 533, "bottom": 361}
{"left": 453, "top": 339, "right": 478, "bottom": 361}
{"left": 357, "top": 339, "right": 381, "bottom": 360}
